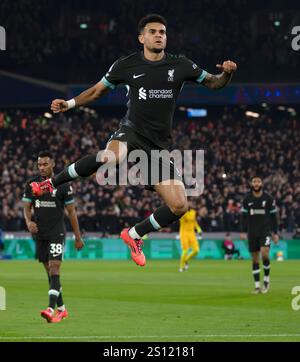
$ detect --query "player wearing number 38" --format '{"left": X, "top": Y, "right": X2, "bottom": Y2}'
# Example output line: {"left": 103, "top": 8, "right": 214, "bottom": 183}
{"left": 23, "top": 151, "right": 84, "bottom": 323}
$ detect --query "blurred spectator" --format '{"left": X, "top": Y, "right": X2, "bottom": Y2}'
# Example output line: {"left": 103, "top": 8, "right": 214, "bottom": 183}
{"left": 222, "top": 233, "right": 242, "bottom": 260}
{"left": 293, "top": 227, "right": 300, "bottom": 240}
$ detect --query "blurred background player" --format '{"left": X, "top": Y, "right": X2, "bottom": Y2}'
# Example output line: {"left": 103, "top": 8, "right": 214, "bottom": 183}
{"left": 222, "top": 232, "right": 242, "bottom": 260}
{"left": 179, "top": 200, "right": 202, "bottom": 272}
{"left": 240, "top": 176, "right": 279, "bottom": 294}
{"left": 23, "top": 151, "right": 84, "bottom": 323}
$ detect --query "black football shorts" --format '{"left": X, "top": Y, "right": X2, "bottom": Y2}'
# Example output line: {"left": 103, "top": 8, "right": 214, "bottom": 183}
{"left": 35, "top": 237, "right": 65, "bottom": 263}
{"left": 108, "top": 125, "right": 182, "bottom": 191}
{"left": 248, "top": 234, "right": 271, "bottom": 252}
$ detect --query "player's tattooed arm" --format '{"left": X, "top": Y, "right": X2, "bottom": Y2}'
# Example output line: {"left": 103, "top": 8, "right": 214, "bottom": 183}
{"left": 202, "top": 60, "right": 237, "bottom": 90}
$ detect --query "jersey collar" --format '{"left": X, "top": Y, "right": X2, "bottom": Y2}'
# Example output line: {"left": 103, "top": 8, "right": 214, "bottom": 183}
{"left": 140, "top": 51, "right": 166, "bottom": 65}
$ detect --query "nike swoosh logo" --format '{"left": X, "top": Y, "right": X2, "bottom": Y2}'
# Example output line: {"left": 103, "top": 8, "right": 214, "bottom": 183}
{"left": 133, "top": 74, "right": 145, "bottom": 79}
{"left": 53, "top": 253, "right": 61, "bottom": 257}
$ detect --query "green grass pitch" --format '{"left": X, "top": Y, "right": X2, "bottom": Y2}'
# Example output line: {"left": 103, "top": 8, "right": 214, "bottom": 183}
{"left": 0, "top": 259, "right": 300, "bottom": 342}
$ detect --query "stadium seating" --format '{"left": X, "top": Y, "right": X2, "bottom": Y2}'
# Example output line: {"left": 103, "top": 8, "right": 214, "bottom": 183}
{"left": 0, "top": 0, "right": 299, "bottom": 83}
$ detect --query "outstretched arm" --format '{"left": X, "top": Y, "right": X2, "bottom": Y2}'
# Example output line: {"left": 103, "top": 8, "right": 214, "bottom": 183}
{"left": 202, "top": 60, "right": 237, "bottom": 90}
{"left": 50, "top": 80, "right": 110, "bottom": 113}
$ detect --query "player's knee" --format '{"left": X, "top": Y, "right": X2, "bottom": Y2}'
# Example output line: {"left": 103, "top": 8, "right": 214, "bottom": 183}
{"left": 181, "top": 249, "right": 188, "bottom": 256}
{"left": 103, "top": 140, "right": 127, "bottom": 164}
{"left": 170, "top": 199, "right": 188, "bottom": 216}
{"left": 262, "top": 256, "right": 270, "bottom": 264}
{"left": 49, "top": 261, "right": 61, "bottom": 276}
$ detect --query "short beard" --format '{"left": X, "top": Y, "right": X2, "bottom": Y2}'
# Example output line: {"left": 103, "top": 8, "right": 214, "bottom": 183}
{"left": 152, "top": 47, "right": 163, "bottom": 54}
{"left": 251, "top": 186, "right": 262, "bottom": 193}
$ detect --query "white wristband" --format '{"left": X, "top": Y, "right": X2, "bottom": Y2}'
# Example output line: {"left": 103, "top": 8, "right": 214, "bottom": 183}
{"left": 66, "top": 98, "right": 76, "bottom": 109}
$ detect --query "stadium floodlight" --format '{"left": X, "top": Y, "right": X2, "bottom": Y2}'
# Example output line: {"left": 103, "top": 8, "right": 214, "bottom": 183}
{"left": 245, "top": 111, "right": 260, "bottom": 118}
{"left": 44, "top": 112, "right": 53, "bottom": 119}
{"left": 287, "top": 107, "right": 297, "bottom": 116}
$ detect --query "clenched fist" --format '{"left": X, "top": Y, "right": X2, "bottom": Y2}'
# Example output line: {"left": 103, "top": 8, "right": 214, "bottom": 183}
{"left": 51, "top": 99, "right": 69, "bottom": 113}
{"left": 216, "top": 60, "right": 237, "bottom": 74}
{"left": 27, "top": 221, "right": 38, "bottom": 234}
{"left": 75, "top": 237, "right": 85, "bottom": 251}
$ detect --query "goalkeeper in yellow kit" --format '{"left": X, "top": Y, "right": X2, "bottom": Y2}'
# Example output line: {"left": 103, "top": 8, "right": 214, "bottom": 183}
{"left": 179, "top": 206, "right": 202, "bottom": 272}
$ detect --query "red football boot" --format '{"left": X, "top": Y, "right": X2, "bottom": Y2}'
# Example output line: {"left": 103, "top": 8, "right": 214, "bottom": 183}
{"left": 31, "top": 179, "right": 54, "bottom": 196}
{"left": 52, "top": 309, "right": 69, "bottom": 323}
{"left": 40, "top": 308, "right": 54, "bottom": 323}
{"left": 120, "top": 228, "right": 146, "bottom": 266}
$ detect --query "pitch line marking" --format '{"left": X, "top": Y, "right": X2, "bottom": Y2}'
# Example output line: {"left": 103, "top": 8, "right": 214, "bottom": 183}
{"left": 1, "top": 334, "right": 300, "bottom": 340}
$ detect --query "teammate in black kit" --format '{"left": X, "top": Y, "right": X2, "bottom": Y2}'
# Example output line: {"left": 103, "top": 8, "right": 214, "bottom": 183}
{"left": 30, "top": 14, "right": 237, "bottom": 267}
{"left": 23, "top": 151, "right": 84, "bottom": 322}
{"left": 240, "top": 176, "right": 279, "bottom": 294}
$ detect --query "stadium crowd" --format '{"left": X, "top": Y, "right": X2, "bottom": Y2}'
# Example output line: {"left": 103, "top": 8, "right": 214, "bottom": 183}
{"left": 0, "top": 106, "right": 299, "bottom": 234}
{"left": 0, "top": 0, "right": 298, "bottom": 83}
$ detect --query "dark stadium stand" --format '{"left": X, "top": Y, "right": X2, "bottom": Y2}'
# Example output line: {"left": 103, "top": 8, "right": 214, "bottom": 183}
{"left": 0, "top": 0, "right": 299, "bottom": 83}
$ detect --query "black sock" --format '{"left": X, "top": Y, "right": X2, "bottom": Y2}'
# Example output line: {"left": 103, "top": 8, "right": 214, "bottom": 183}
{"left": 252, "top": 263, "right": 260, "bottom": 287}
{"left": 48, "top": 275, "right": 61, "bottom": 310}
{"left": 135, "top": 205, "right": 182, "bottom": 238}
{"left": 57, "top": 287, "right": 64, "bottom": 308}
{"left": 52, "top": 154, "right": 101, "bottom": 187}
{"left": 263, "top": 259, "right": 270, "bottom": 285}
{"left": 48, "top": 273, "right": 64, "bottom": 308}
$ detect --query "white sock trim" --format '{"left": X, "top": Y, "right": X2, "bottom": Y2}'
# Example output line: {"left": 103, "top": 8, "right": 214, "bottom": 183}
{"left": 129, "top": 227, "right": 141, "bottom": 240}
{"left": 48, "top": 289, "right": 60, "bottom": 297}
{"left": 149, "top": 214, "right": 161, "bottom": 230}
{"left": 68, "top": 163, "right": 79, "bottom": 178}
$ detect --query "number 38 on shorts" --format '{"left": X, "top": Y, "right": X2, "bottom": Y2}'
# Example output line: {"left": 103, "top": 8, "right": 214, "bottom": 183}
{"left": 49, "top": 241, "right": 64, "bottom": 260}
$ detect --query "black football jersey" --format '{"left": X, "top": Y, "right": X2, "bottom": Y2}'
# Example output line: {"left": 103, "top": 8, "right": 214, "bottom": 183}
{"left": 23, "top": 176, "right": 74, "bottom": 239}
{"left": 241, "top": 192, "right": 278, "bottom": 236}
{"left": 101, "top": 52, "right": 207, "bottom": 148}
